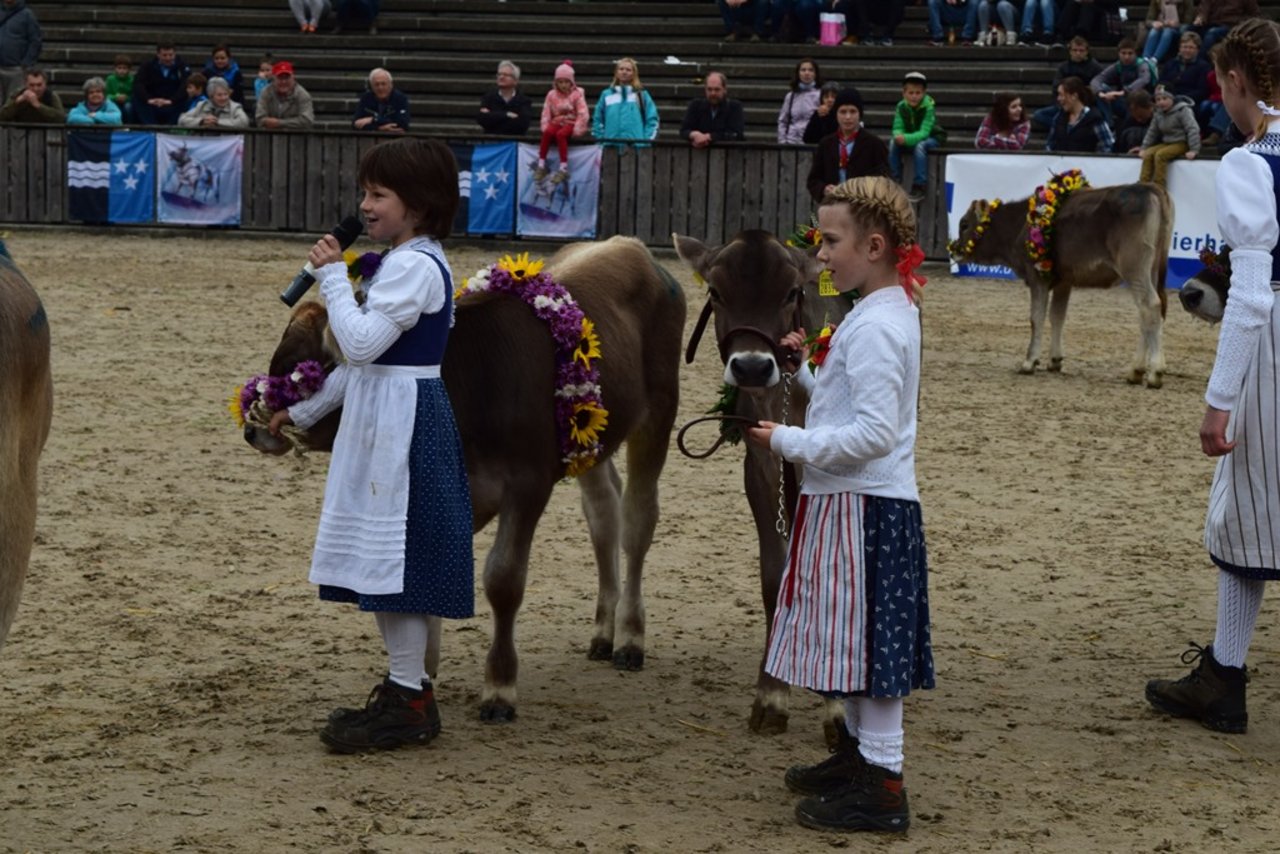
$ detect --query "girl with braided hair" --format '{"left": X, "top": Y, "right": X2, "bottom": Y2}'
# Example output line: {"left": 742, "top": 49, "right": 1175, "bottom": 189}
{"left": 1146, "top": 17, "right": 1280, "bottom": 734}
{"left": 745, "top": 176, "right": 934, "bottom": 834}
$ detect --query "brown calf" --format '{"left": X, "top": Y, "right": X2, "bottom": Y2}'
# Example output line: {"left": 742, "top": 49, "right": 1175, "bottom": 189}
{"left": 952, "top": 182, "right": 1173, "bottom": 387}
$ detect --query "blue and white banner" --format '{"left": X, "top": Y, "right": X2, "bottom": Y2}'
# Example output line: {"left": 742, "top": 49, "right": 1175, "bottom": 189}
{"left": 454, "top": 142, "right": 517, "bottom": 235}
{"left": 944, "top": 153, "right": 1220, "bottom": 288}
{"left": 156, "top": 133, "right": 244, "bottom": 225}
{"left": 66, "top": 131, "right": 155, "bottom": 223}
{"left": 516, "top": 143, "right": 602, "bottom": 239}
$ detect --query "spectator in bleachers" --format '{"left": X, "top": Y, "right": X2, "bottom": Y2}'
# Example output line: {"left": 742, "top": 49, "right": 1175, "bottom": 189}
{"left": 1090, "top": 37, "right": 1152, "bottom": 125}
{"left": 1187, "top": 0, "right": 1258, "bottom": 60}
{"left": 805, "top": 86, "right": 889, "bottom": 203}
{"left": 770, "top": 0, "right": 820, "bottom": 43}
{"left": 776, "top": 57, "right": 822, "bottom": 145}
{"left": 1033, "top": 35, "right": 1103, "bottom": 128}
{"left": 0, "top": 67, "right": 63, "bottom": 123}
{"left": 848, "top": 0, "right": 907, "bottom": 46}
{"left": 1199, "top": 66, "right": 1229, "bottom": 145}
{"left": 535, "top": 60, "right": 588, "bottom": 181}
{"left": 1016, "top": 0, "right": 1059, "bottom": 46}
{"left": 256, "top": 60, "right": 314, "bottom": 129}
{"left": 66, "top": 77, "right": 121, "bottom": 126}
{"left": 592, "top": 57, "right": 659, "bottom": 148}
{"left": 926, "top": 0, "right": 978, "bottom": 46}
{"left": 975, "top": 91, "right": 1030, "bottom": 149}
{"left": 183, "top": 73, "right": 208, "bottom": 115}
{"left": 254, "top": 56, "right": 273, "bottom": 100}
{"left": 352, "top": 68, "right": 409, "bottom": 133}
{"left": 1113, "top": 88, "right": 1154, "bottom": 152}
{"left": 289, "top": 0, "right": 328, "bottom": 33}
{"left": 0, "top": 0, "right": 41, "bottom": 105}
{"left": 680, "top": 70, "right": 746, "bottom": 148}
{"left": 476, "top": 60, "right": 532, "bottom": 136}
{"left": 1137, "top": 83, "right": 1199, "bottom": 187}
{"left": 1140, "top": 0, "right": 1192, "bottom": 62}
{"left": 202, "top": 44, "right": 245, "bottom": 104}
{"left": 132, "top": 41, "right": 191, "bottom": 126}
{"left": 333, "top": 0, "right": 379, "bottom": 36}
{"left": 1057, "top": 0, "right": 1121, "bottom": 44}
{"left": 889, "top": 72, "right": 945, "bottom": 202}
{"left": 718, "top": 0, "right": 769, "bottom": 42}
{"left": 973, "top": 0, "right": 1021, "bottom": 46}
{"left": 802, "top": 80, "right": 841, "bottom": 143}
{"left": 105, "top": 54, "right": 134, "bottom": 123}
{"left": 178, "top": 76, "right": 249, "bottom": 128}
{"left": 1046, "top": 75, "right": 1113, "bottom": 152}
{"left": 1159, "top": 31, "right": 1211, "bottom": 104}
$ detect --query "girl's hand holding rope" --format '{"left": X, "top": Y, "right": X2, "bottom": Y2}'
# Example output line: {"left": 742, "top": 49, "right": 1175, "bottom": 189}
{"left": 268, "top": 408, "right": 294, "bottom": 438}
{"left": 746, "top": 420, "right": 778, "bottom": 450}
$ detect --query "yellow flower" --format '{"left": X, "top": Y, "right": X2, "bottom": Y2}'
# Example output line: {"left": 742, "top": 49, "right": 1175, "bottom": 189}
{"left": 564, "top": 451, "right": 599, "bottom": 478}
{"left": 569, "top": 401, "right": 608, "bottom": 447}
{"left": 497, "top": 252, "right": 544, "bottom": 281}
{"left": 228, "top": 386, "right": 245, "bottom": 428}
{"left": 575, "top": 317, "right": 602, "bottom": 367}
{"left": 343, "top": 249, "right": 360, "bottom": 267}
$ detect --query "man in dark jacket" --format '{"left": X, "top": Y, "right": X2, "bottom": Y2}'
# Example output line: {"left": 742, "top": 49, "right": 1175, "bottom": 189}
{"left": 0, "top": 66, "right": 61, "bottom": 123}
{"left": 131, "top": 41, "right": 190, "bottom": 125}
{"left": 0, "top": 0, "right": 42, "bottom": 104}
{"left": 1033, "top": 35, "right": 1104, "bottom": 129}
{"left": 352, "top": 67, "right": 409, "bottom": 132}
{"left": 476, "top": 60, "right": 531, "bottom": 136}
{"left": 1159, "top": 31, "right": 1212, "bottom": 105}
{"left": 679, "top": 71, "right": 745, "bottom": 148}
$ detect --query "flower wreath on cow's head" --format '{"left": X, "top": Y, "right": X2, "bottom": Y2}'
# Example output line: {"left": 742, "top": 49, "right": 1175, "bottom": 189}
{"left": 454, "top": 252, "right": 608, "bottom": 478}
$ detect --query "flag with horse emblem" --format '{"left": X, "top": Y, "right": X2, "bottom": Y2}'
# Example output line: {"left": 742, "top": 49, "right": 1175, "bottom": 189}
{"left": 156, "top": 133, "right": 244, "bottom": 225}
{"left": 66, "top": 130, "right": 155, "bottom": 223}
{"left": 516, "top": 143, "right": 602, "bottom": 239}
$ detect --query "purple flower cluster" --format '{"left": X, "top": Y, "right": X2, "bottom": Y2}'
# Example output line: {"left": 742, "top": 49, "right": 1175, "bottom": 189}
{"left": 238, "top": 359, "right": 327, "bottom": 417}
{"left": 352, "top": 251, "right": 383, "bottom": 282}
{"left": 486, "top": 268, "right": 584, "bottom": 352}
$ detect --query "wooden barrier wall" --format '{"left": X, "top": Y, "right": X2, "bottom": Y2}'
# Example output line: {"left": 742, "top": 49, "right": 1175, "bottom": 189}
{"left": 0, "top": 125, "right": 949, "bottom": 257}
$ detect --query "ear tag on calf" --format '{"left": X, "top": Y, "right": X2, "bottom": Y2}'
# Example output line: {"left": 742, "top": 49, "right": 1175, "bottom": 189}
{"left": 817, "top": 270, "right": 838, "bottom": 296}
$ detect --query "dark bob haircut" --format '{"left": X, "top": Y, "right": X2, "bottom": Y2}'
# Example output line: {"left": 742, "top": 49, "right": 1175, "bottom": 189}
{"left": 357, "top": 138, "right": 459, "bottom": 240}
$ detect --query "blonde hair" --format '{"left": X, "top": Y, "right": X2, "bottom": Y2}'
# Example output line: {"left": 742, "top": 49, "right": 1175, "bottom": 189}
{"left": 820, "top": 176, "right": 922, "bottom": 302}
{"left": 612, "top": 56, "right": 643, "bottom": 91}
{"left": 1213, "top": 18, "right": 1280, "bottom": 140}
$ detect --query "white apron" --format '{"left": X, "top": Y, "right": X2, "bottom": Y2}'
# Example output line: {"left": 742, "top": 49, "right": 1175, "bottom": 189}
{"left": 308, "top": 363, "right": 439, "bottom": 595}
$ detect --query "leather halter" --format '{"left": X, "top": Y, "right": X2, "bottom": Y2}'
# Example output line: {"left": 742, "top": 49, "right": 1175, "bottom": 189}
{"left": 684, "top": 284, "right": 805, "bottom": 369}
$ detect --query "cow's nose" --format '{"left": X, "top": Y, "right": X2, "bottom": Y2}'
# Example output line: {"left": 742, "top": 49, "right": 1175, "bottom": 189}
{"left": 729, "top": 353, "right": 776, "bottom": 388}
{"left": 243, "top": 424, "right": 256, "bottom": 443}
{"left": 1180, "top": 286, "right": 1203, "bottom": 311}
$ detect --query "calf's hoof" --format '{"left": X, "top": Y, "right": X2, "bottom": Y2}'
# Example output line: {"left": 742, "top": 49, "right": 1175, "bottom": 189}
{"left": 479, "top": 700, "right": 517, "bottom": 723}
{"left": 612, "top": 645, "right": 645, "bottom": 671}
{"left": 1047, "top": 357, "right": 1063, "bottom": 373}
{"left": 1126, "top": 369, "right": 1145, "bottom": 385}
{"left": 1144, "top": 372, "right": 1163, "bottom": 389}
{"left": 587, "top": 638, "right": 613, "bottom": 661}
{"left": 748, "top": 699, "right": 789, "bottom": 735}
{"left": 1018, "top": 359, "right": 1038, "bottom": 375}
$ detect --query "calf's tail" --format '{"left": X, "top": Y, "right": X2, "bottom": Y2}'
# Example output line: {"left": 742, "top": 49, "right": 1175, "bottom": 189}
{"left": 1153, "top": 185, "right": 1174, "bottom": 319}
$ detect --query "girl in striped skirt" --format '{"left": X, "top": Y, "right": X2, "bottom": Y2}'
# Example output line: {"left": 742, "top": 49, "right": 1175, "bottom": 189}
{"left": 1146, "top": 18, "right": 1280, "bottom": 735}
{"left": 747, "top": 175, "right": 935, "bottom": 834}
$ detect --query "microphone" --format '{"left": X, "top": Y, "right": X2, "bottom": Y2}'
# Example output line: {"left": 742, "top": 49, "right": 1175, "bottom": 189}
{"left": 279, "top": 216, "right": 365, "bottom": 306}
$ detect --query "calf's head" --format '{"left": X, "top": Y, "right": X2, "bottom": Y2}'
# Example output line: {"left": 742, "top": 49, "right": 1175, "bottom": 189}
{"left": 674, "top": 230, "right": 821, "bottom": 388}
{"left": 241, "top": 301, "right": 342, "bottom": 455}
{"left": 1178, "top": 248, "right": 1231, "bottom": 324}
{"left": 949, "top": 199, "right": 998, "bottom": 262}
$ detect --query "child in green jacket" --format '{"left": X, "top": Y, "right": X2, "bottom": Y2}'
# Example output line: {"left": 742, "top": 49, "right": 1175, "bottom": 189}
{"left": 889, "top": 72, "right": 947, "bottom": 202}
{"left": 105, "top": 54, "right": 135, "bottom": 123}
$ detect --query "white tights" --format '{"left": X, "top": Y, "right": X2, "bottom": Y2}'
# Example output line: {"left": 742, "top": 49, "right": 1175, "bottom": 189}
{"left": 289, "top": 0, "right": 328, "bottom": 26}
{"left": 844, "top": 696, "right": 905, "bottom": 774}
{"left": 1213, "top": 570, "right": 1265, "bottom": 668}
{"left": 375, "top": 612, "right": 431, "bottom": 691}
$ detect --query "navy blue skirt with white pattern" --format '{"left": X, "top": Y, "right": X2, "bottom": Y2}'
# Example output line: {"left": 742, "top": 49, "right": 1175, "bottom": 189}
{"left": 320, "top": 377, "right": 475, "bottom": 617}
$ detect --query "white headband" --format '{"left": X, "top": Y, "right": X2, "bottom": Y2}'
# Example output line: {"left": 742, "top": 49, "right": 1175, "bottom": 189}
{"left": 1258, "top": 100, "right": 1280, "bottom": 117}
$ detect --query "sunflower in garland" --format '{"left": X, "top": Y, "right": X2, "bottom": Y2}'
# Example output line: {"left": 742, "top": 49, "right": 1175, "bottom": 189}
{"left": 569, "top": 401, "right": 608, "bottom": 447}
{"left": 575, "top": 317, "right": 602, "bottom": 367}
{"left": 497, "top": 252, "right": 544, "bottom": 282}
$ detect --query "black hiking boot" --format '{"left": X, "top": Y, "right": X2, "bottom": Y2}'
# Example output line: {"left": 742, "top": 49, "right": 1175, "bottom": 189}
{"left": 794, "top": 762, "right": 910, "bottom": 833}
{"left": 320, "top": 678, "right": 441, "bottom": 753}
{"left": 1146, "top": 642, "right": 1248, "bottom": 733}
{"left": 785, "top": 720, "right": 866, "bottom": 795}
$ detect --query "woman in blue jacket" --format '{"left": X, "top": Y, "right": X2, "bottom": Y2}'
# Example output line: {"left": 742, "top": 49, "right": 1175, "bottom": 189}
{"left": 591, "top": 57, "right": 659, "bottom": 148}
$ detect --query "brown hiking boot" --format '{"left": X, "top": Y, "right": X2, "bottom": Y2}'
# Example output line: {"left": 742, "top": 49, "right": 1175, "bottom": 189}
{"left": 320, "top": 678, "right": 441, "bottom": 753}
{"left": 1146, "top": 642, "right": 1248, "bottom": 733}
{"left": 785, "top": 720, "right": 866, "bottom": 795}
{"left": 794, "top": 763, "right": 910, "bottom": 833}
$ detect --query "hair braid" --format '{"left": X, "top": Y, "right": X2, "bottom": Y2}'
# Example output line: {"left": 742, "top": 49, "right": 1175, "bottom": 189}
{"left": 1215, "top": 18, "right": 1280, "bottom": 139}
{"left": 821, "top": 176, "right": 918, "bottom": 250}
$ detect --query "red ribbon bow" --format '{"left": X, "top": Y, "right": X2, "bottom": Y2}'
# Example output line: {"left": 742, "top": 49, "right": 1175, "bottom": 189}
{"left": 895, "top": 243, "right": 926, "bottom": 300}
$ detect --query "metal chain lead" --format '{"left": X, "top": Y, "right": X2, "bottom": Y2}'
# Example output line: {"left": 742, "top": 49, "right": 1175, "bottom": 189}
{"left": 775, "top": 372, "right": 792, "bottom": 538}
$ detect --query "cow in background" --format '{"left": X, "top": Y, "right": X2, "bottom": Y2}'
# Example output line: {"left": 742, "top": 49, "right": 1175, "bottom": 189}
{"left": 950, "top": 182, "right": 1174, "bottom": 387}
{"left": 243, "top": 237, "right": 686, "bottom": 723}
{"left": 0, "top": 241, "right": 53, "bottom": 652}
{"left": 675, "top": 229, "right": 851, "bottom": 737}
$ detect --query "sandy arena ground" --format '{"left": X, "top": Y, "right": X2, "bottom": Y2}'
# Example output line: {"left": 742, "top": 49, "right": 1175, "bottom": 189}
{"left": 1, "top": 231, "right": 1278, "bottom": 853}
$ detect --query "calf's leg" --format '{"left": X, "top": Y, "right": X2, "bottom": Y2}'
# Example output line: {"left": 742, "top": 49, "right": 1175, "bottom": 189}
{"left": 1046, "top": 284, "right": 1072, "bottom": 372}
{"left": 744, "top": 450, "right": 790, "bottom": 734}
{"left": 577, "top": 459, "right": 623, "bottom": 663}
{"left": 1128, "top": 277, "right": 1166, "bottom": 388}
{"left": 1021, "top": 279, "right": 1050, "bottom": 374}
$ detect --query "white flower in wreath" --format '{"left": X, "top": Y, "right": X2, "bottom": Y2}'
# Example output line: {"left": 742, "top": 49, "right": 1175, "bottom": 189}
{"left": 468, "top": 268, "right": 492, "bottom": 292}
{"left": 532, "top": 294, "right": 566, "bottom": 312}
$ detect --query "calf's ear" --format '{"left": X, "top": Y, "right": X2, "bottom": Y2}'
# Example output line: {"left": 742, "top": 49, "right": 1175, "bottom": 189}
{"left": 673, "top": 233, "right": 712, "bottom": 280}
{"left": 786, "top": 243, "right": 825, "bottom": 285}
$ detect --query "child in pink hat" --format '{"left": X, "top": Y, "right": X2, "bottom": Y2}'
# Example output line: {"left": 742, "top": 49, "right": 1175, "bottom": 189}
{"left": 536, "top": 60, "right": 588, "bottom": 183}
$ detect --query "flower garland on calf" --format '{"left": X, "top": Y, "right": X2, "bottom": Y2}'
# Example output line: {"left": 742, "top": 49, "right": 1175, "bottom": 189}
{"left": 1026, "top": 169, "right": 1088, "bottom": 282}
{"left": 229, "top": 360, "right": 327, "bottom": 429}
{"left": 947, "top": 199, "right": 1001, "bottom": 259}
{"left": 455, "top": 252, "right": 609, "bottom": 477}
